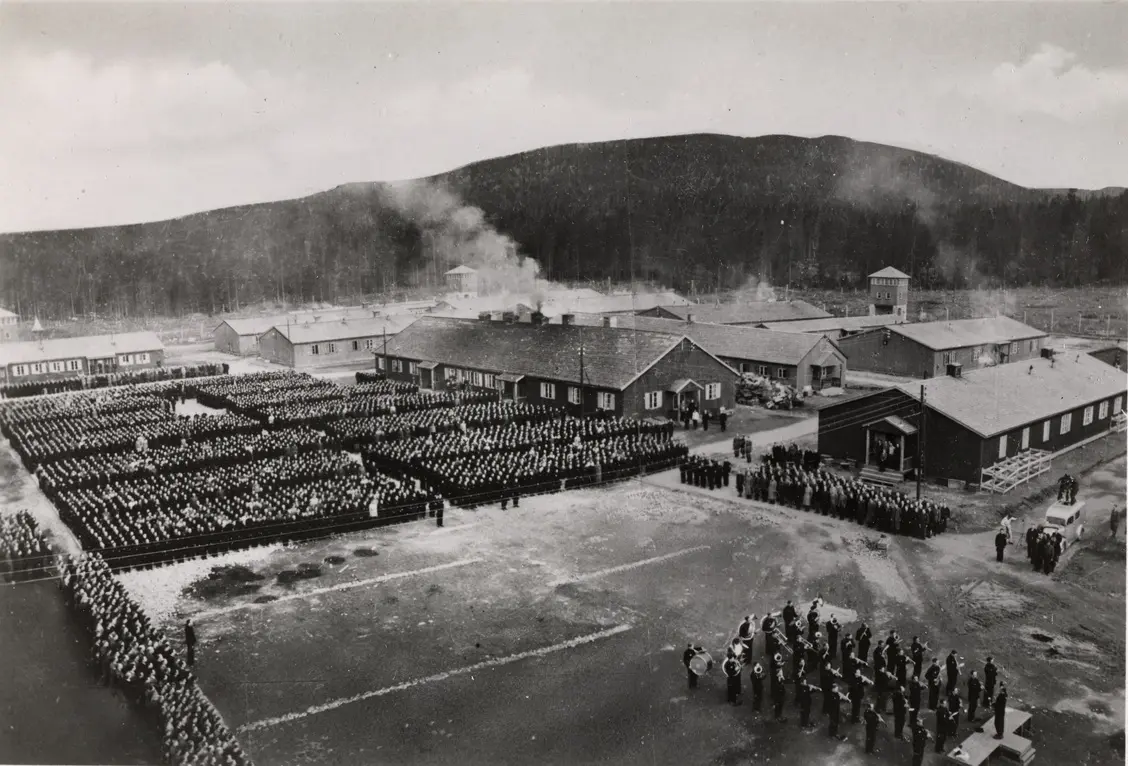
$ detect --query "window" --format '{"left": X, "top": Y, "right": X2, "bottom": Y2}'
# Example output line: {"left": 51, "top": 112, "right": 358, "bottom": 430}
{"left": 568, "top": 386, "right": 581, "bottom": 405}
{"left": 49, "top": 361, "right": 63, "bottom": 372}
{"left": 1010, "top": 342, "right": 1018, "bottom": 354}
{"left": 776, "top": 368, "right": 787, "bottom": 378}
{"left": 757, "top": 365, "right": 768, "bottom": 376}
{"left": 705, "top": 383, "right": 721, "bottom": 400}
{"left": 352, "top": 340, "right": 359, "bottom": 351}
{"left": 327, "top": 343, "right": 337, "bottom": 354}
{"left": 408, "top": 362, "right": 418, "bottom": 375}
{"left": 998, "top": 435, "right": 1007, "bottom": 460}
{"left": 644, "top": 391, "right": 662, "bottom": 410}
{"left": 32, "top": 363, "right": 43, "bottom": 374}
{"left": 13, "top": 365, "right": 26, "bottom": 377}
{"left": 1060, "top": 412, "right": 1072, "bottom": 434}
{"left": 1082, "top": 406, "right": 1094, "bottom": 426}
{"left": 1099, "top": 401, "right": 1109, "bottom": 420}
{"left": 364, "top": 339, "right": 374, "bottom": 350}
{"left": 596, "top": 392, "right": 616, "bottom": 411}
{"left": 391, "top": 359, "right": 401, "bottom": 373}
{"left": 1021, "top": 427, "right": 1030, "bottom": 450}
{"left": 1115, "top": 396, "right": 1123, "bottom": 414}
{"left": 119, "top": 355, "right": 131, "bottom": 365}
{"left": 483, "top": 374, "right": 496, "bottom": 389}
{"left": 377, "top": 357, "right": 386, "bottom": 370}
{"left": 311, "top": 345, "right": 320, "bottom": 356}
{"left": 540, "top": 382, "right": 556, "bottom": 399}
{"left": 68, "top": 360, "right": 81, "bottom": 371}
{"left": 1042, "top": 420, "right": 1051, "bottom": 442}
{"left": 1028, "top": 340, "right": 1035, "bottom": 352}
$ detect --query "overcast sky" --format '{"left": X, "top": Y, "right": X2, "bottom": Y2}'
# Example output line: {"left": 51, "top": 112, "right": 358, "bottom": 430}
{"left": 1, "top": 2, "right": 1126, "bottom": 233}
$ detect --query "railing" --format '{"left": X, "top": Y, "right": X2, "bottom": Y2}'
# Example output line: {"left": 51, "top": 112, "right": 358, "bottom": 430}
{"left": 980, "top": 449, "right": 1052, "bottom": 494}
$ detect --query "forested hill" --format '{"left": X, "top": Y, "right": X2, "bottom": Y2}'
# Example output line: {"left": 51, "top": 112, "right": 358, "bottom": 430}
{"left": 1, "top": 133, "right": 1125, "bottom": 319}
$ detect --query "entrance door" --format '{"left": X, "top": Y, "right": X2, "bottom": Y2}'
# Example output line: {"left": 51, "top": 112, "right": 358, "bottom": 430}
{"left": 420, "top": 367, "right": 433, "bottom": 390}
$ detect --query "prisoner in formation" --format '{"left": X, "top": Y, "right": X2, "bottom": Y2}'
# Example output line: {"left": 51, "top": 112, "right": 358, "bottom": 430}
{"left": 734, "top": 450, "right": 952, "bottom": 540}
{"left": 680, "top": 455, "right": 732, "bottom": 490}
{"left": 684, "top": 596, "right": 1010, "bottom": 758}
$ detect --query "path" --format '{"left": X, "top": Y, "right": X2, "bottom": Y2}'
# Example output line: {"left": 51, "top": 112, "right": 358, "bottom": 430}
{"left": 687, "top": 416, "right": 817, "bottom": 457}
{"left": 0, "top": 439, "right": 82, "bottom": 557}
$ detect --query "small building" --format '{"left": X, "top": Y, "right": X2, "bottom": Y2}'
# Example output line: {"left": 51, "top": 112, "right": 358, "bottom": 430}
{"left": 367, "top": 299, "right": 441, "bottom": 316}
{"left": 0, "top": 308, "right": 19, "bottom": 342}
{"left": 759, "top": 313, "right": 904, "bottom": 340}
{"left": 836, "top": 316, "right": 1048, "bottom": 378}
{"left": 444, "top": 265, "right": 479, "bottom": 295}
{"left": 213, "top": 316, "right": 291, "bottom": 356}
{"left": 639, "top": 300, "right": 832, "bottom": 325}
{"left": 258, "top": 316, "right": 417, "bottom": 368}
{"left": 0, "top": 331, "right": 165, "bottom": 383}
{"left": 868, "top": 267, "right": 910, "bottom": 319}
{"left": 570, "top": 314, "right": 847, "bottom": 392}
{"left": 1089, "top": 343, "right": 1126, "bottom": 371}
{"left": 382, "top": 315, "right": 739, "bottom": 419}
{"left": 817, "top": 353, "right": 1126, "bottom": 485}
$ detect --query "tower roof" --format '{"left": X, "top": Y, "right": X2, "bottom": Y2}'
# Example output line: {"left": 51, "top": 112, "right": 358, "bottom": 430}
{"left": 444, "top": 265, "right": 477, "bottom": 275}
{"left": 868, "top": 267, "right": 911, "bottom": 280}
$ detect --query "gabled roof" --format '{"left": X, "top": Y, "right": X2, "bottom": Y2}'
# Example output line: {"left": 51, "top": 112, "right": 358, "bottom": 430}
{"left": 268, "top": 316, "right": 417, "bottom": 345}
{"left": 894, "top": 353, "right": 1127, "bottom": 438}
{"left": 568, "top": 314, "right": 830, "bottom": 366}
{"left": 761, "top": 314, "right": 904, "bottom": 334}
{"left": 553, "top": 292, "right": 692, "bottom": 314}
{"left": 0, "top": 331, "right": 164, "bottom": 367}
{"left": 651, "top": 300, "right": 831, "bottom": 325}
{"left": 445, "top": 265, "right": 477, "bottom": 275}
{"left": 384, "top": 316, "right": 720, "bottom": 390}
{"left": 890, "top": 316, "right": 1047, "bottom": 351}
{"left": 869, "top": 267, "right": 911, "bottom": 279}
{"left": 218, "top": 315, "right": 293, "bottom": 337}
{"left": 0, "top": 308, "right": 18, "bottom": 319}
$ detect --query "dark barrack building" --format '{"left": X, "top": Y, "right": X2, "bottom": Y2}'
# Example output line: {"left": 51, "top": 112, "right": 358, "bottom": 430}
{"left": 817, "top": 352, "right": 1126, "bottom": 485}
{"left": 382, "top": 315, "right": 739, "bottom": 418}
{"left": 835, "top": 316, "right": 1048, "bottom": 378}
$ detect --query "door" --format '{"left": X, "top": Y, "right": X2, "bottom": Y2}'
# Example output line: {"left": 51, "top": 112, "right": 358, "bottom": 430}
{"left": 1021, "top": 427, "right": 1030, "bottom": 450}
{"left": 998, "top": 435, "right": 1007, "bottom": 460}
{"left": 420, "top": 367, "right": 433, "bottom": 390}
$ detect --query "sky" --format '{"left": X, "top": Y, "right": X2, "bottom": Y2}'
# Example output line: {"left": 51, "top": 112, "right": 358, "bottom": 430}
{"left": 1, "top": 2, "right": 1126, "bottom": 233}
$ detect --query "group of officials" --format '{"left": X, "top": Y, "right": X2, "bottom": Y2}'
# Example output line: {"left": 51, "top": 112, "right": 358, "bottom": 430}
{"left": 730, "top": 444, "right": 952, "bottom": 539}
{"left": 61, "top": 553, "right": 250, "bottom": 766}
{"left": 685, "top": 599, "right": 1013, "bottom": 764}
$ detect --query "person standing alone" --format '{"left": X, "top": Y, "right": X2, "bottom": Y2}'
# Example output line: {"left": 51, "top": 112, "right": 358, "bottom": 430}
{"left": 185, "top": 619, "right": 197, "bottom": 666}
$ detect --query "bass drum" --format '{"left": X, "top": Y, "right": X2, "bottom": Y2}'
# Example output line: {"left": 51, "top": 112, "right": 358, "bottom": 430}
{"left": 689, "top": 651, "right": 714, "bottom": 676}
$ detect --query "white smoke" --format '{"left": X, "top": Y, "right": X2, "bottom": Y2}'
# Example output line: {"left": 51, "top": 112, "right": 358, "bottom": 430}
{"left": 833, "top": 148, "right": 940, "bottom": 228}
{"left": 377, "top": 180, "right": 542, "bottom": 301}
{"left": 977, "top": 351, "right": 998, "bottom": 366}
{"left": 731, "top": 274, "right": 778, "bottom": 303}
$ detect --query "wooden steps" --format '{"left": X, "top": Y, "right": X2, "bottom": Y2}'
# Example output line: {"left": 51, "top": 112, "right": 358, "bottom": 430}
{"left": 859, "top": 465, "right": 904, "bottom": 487}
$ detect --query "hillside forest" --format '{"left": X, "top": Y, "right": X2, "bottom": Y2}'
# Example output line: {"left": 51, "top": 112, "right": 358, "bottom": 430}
{"left": 0, "top": 134, "right": 1124, "bottom": 319}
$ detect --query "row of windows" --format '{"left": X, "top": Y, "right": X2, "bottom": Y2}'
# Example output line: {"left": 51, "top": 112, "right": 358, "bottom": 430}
{"left": 998, "top": 396, "right": 1124, "bottom": 457}
{"left": 9, "top": 352, "right": 151, "bottom": 377}
{"left": 943, "top": 340, "right": 1038, "bottom": 365}
{"left": 871, "top": 278, "right": 905, "bottom": 286}
{"left": 310, "top": 339, "right": 376, "bottom": 355}
{"left": 743, "top": 364, "right": 790, "bottom": 378}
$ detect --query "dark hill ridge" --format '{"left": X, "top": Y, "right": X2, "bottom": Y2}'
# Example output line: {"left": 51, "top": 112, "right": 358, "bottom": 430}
{"left": 1, "top": 133, "right": 1124, "bottom": 318}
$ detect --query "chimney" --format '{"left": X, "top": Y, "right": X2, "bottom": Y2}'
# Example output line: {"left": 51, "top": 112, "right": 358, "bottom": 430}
{"left": 946, "top": 363, "right": 962, "bottom": 378}
{"left": 561, "top": 313, "right": 575, "bottom": 326}
{"left": 603, "top": 316, "right": 618, "bottom": 328}
{"left": 686, "top": 313, "right": 694, "bottom": 324}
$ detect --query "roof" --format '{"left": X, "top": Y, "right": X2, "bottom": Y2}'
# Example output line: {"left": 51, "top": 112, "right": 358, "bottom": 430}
{"left": 445, "top": 265, "right": 477, "bottom": 275}
{"left": 869, "top": 267, "right": 911, "bottom": 279}
{"left": 760, "top": 314, "right": 904, "bottom": 334}
{"left": 651, "top": 300, "right": 831, "bottom": 325}
{"left": 889, "top": 316, "right": 1047, "bottom": 351}
{"left": 870, "top": 415, "right": 918, "bottom": 435}
{"left": 218, "top": 315, "right": 293, "bottom": 337}
{"left": 668, "top": 379, "right": 703, "bottom": 393}
{"left": 269, "top": 315, "right": 418, "bottom": 345}
{"left": 569, "top": 314, "right": 829, "bottom": 366}
{"left": 0, "top": 331, "right": 164, "bottom": 367}
{"left": 0, "top": 308, "right": 18, "bottom": 318}
{"left": 549, "top": 292, "right": 692, "bottom": 315}
{"left": 384, "top": 316, "right": 712, "bottom": 390}
{"left": 894, "top": 353, "right": 1127, "bottom": 438}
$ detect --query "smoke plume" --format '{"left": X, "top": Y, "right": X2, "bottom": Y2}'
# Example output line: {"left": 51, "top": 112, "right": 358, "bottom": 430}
{"left": 731, "top": 274, "right": 778, "bottom": 303}
{"left": 832, "top": 149, "right": 940, "bottom": 228}
{"left": 377, "top": 180, "right": 541, "bottom": 299}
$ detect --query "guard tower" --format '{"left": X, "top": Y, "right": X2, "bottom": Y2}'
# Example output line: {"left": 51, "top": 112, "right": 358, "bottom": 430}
{"left": 867, "top": 267, "right": 910, "bottom": 319}
{"left": 444, "top": 265, "right": 479, "bottom": 296}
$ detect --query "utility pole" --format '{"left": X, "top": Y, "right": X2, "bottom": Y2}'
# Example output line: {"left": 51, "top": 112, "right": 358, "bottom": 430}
{"left": 578, "top": 329, "right": 586, "bottom": 417}
{"left": 916, "top": 385, "right": 925, "bottom": 500}
{"left": 381, "top": 326, "right": 387, "bottom": 376}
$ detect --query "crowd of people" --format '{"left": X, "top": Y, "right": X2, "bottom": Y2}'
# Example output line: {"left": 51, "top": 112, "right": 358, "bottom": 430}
{"left": 60, "top": 553, "right": 251, "bottom": 766}
{"left": 688, "top": 597, "right": 1013, "bottom": 764}
{"left": 0, "top": 362, "right": 228, "bottom": 400}
{"left": 330, "top": 401, "right": 564, "bottom": 448}
{"left": 255, "top": 390, "right": 499, "bottom": 429}
{"left": 1025, "top": 526, "right": 1067, "bottom": 575}
{"left": 726, "top": 444, "right": 951, "bottom": 539}
{"left": 0, "top": 510, "right": 52, "bottom": 582}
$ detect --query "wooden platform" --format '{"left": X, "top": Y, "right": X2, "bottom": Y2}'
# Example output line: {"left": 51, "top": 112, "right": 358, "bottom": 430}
{"left": 858, "top": 465, "right": 904, "bottom": 486}
{"left": 946, "top": 708, "right": 1035, "bottom": 766}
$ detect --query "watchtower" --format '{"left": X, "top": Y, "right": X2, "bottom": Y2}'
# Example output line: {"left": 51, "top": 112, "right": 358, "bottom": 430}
{"left": 444, "top": 265, "right": 479, "bottom": 296}
{"left": 867, "top": 267, "right": 910, "bottom": 319}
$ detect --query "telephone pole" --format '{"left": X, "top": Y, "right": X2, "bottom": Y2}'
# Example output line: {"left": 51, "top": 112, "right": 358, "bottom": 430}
{"left": 916, "top": 385, "right": 925, "bottom": 500}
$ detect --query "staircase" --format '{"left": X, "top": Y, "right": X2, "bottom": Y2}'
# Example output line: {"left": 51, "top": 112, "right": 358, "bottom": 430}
{"left": 859, "top": 465, "right": 904, "bottom": 487}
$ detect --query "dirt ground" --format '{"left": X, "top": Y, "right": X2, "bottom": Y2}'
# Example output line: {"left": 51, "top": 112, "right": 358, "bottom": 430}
{"left": 112, "top": 440, "right": 1126, "bottom": 766}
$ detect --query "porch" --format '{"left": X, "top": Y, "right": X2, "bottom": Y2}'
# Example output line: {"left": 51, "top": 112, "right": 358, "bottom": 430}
{"left": 862, "top": 415, "right": 917, "bottom": 481}
{"left": 666, "top": 378, "right": 703, "bottom": 420}
{"left": 808, "top": 351, "right": 842, "bottom": 390}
